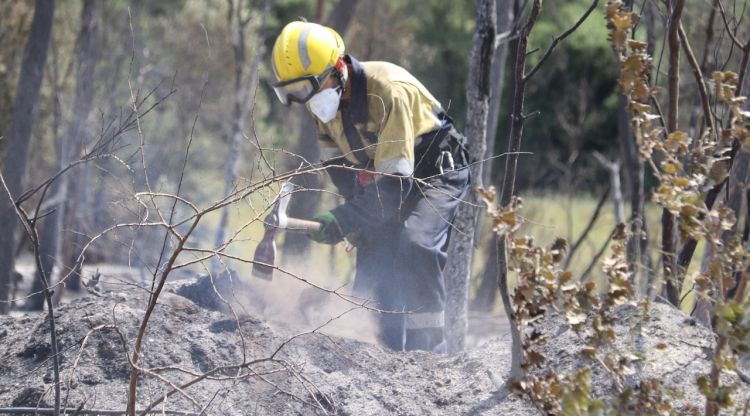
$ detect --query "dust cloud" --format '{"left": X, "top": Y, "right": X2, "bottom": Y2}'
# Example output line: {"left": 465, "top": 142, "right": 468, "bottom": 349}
{"left": 241, "top": 253, "right": 381, "bottom": 346}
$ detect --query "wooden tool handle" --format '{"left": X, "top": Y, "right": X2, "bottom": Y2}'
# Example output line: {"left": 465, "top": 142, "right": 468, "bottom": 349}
{"left": 283, "top": 217, "right": 322, "bottom": 233}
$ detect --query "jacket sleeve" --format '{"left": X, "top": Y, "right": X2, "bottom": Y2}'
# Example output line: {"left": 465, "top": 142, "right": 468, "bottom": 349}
{"left": 323, "top": 158, "right": 358, "bottom": 201}
{"left": 330, "top": 175, "right": 413, "bottom": 236}
{"left": 372, "top": 84, "right": 416, "bottom": 176}
{"left": 317, "top": 123, "right": 358, "bottom": 201}
{"left": 330, "top": 86, "right": 421, "bottom": 235}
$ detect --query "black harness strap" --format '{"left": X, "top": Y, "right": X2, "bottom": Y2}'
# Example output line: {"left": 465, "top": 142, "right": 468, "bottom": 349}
{"left": 341, "top": 107, "right": 370, "bottom": 166}
{"left": 340, "top": 55, "right": 372, "bottom": 167}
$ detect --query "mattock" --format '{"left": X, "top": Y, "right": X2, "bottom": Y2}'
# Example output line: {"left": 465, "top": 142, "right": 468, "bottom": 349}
{"left": 251, "top": 181, "right": 321, "bottom": 280}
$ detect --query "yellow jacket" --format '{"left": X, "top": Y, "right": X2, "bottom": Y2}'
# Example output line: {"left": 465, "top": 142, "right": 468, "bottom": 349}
{"left": 316, "top": 55, "right": 446, "bottom": 176}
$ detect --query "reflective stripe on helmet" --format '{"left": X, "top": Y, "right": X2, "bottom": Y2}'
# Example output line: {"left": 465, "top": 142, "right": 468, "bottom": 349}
{"left": 298, "top": 24, "right": 313, "bottom": 70}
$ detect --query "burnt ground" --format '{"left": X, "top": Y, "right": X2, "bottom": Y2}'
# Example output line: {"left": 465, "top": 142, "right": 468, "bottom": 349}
{"left": 0, "top": 274, "right": 749, "bottom": 415}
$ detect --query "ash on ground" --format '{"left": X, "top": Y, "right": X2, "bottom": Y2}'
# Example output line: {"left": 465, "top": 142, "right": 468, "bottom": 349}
{"left": 0, "top": 276, "right": 747, "bottom": 415}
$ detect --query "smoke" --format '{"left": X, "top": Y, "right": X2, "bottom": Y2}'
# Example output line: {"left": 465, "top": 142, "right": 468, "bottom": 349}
{"left": 244, "top": 252, "right": 381, "bottom": 345}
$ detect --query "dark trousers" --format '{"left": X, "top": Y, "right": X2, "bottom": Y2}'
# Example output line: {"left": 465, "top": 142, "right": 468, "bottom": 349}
{"left": 351, "top": 167, "right": 470, "bottom": 351}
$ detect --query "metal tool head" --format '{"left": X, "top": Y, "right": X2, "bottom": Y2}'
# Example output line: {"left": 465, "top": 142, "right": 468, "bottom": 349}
{"left": 252, "top": 181, "right": 295, "bottom": 280}
{"left": 276, "top": 181, "right": 295, "bottom": 228}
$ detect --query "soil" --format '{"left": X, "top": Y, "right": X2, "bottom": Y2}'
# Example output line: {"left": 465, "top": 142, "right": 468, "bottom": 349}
{"left": 0, "top": 274, "right": 748, "bottom": 415}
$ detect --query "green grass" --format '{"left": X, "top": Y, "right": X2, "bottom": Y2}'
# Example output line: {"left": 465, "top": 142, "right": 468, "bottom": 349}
{"left": 470, "top": 192, "right": 705, "bottom": 312}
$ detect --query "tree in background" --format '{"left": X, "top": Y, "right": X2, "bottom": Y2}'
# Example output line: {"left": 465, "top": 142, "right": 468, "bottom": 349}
{"left": 0, "top": 0, "right": 56, "bottom": 314}
{"left": 496, "top": 1, "right": 619, "bottom": 193}
{"left": 212, "top": 0, "right": 271, "bottom": 276}
{"left": 26, "top": 0, "right": 100, "bottom": 310}
{"left": 470, "top": 0, "right": 514, "bottom": 313}
{"left": 443, "top": 0, "right": 496, "bottom": 353}
{"left": 473, "top": 0, "right": 619, "bottom": 312}
{"left": 0, "top": 3, "right": 34, "bottom": 155}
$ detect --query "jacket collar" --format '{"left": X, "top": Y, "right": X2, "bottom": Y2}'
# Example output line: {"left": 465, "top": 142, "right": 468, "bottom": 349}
{"left": 342, "top": 55, "right": 368, "bottom": 124}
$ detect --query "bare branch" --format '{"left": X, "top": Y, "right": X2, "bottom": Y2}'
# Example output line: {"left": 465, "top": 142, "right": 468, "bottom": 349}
{"left": 0, "top": 408, "right": 198, "bottom": 416}
{"left": 678, "top": 23, "right": 716, "bottom": 138}
{"left": 524, "top": 0, "right": 599, "bottom": 82}
{"left": 580, "top": 225, "right": 619, "bottom": 282}
{"left": 716, "top": 0, "right": 746, "bottom": 49}
{"left": 564, "top": 183, "right": 611, "bottom": 270}
{"left": 0, "top": 171, "right": 61, "bottom": 414}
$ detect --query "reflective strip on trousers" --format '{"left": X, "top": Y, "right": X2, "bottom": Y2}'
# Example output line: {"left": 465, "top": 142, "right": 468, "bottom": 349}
{"left": 405, "top": 310, "right": 444, "bottom": 330}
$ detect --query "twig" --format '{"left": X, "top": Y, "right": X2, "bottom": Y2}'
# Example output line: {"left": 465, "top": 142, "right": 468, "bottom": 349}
{"left": 0, "top": 407, "right": 198, "bottom": 415}
{"left": 580, "top": 225, "right": 618, "bottom": 282}
{"left": 678, "top": 23, "right": 716, "bottom": 138}
{"left": 150, "top": 69, "right": 206, "bottom": 304}
{"left": 0, "top": 172, "right": 61, "bottom": 415}
{"left": 126, "top": 216, "right": 201, "bottom": 415}
{"left": 62, "top": 324, "right": 115, "bottom": 411}
{"left": 716, "top": 0, "right": 745, "bottom": 49}
{"left": 524, "top": 0, "right": 599, "bottom": 82}
{"left": 15, "top": 85, "right": 173, "bottom": 207}
{"left": 495, "top": 30, "right": 516, "bottom": 46}
{"left": 564, "top": 184, "right": 610, "bottom": 270}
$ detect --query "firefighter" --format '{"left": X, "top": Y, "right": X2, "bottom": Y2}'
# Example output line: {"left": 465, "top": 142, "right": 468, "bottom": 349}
{"left": 271, "top": 21, "right": 470, "bottom": 352}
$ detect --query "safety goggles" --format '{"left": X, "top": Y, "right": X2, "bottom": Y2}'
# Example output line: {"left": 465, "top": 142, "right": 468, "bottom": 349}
{"left": 272, "top": 67, "right": 335, "bottom": 106}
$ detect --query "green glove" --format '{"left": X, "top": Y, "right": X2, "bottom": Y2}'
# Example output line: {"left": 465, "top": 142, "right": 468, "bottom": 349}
{"left": 310, "top": 211, "right": 345, "bottom": 245}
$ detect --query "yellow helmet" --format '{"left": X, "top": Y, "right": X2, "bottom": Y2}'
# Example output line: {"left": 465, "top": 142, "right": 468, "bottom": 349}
{"left": 271, "top": 21, "right": 345, "bottom": 105}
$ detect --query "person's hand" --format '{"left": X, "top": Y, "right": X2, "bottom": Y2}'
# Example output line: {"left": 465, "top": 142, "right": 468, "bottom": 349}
{"left": 309, "top": 211, "right": 345, "bottom": 245}
{"left": 345, "top": 231, "right": 363, "bottom": 248}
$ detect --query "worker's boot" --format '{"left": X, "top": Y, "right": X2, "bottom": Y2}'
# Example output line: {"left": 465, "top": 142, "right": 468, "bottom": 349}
{"left": 404, "top": 327, "right": 445, "bottom": 353}
{"left": 379, "top": 312, "right": 405, "bottom": 351}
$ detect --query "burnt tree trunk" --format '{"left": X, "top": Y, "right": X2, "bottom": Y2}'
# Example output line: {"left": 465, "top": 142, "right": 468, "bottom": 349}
{"left": 618, "top": 94, "right": 646, "bottom": 268}
{"left": 212, "top": 0, "right": 270, "bottom": 275}
{"left": 26, "top": 34, "right": 64, "bottom": 311}
{"left": 0, "top": 0, "right": 55, "bottom": 314}
{"left": 497, "top": 0, "right": 542, "bottom": 379}
{"left": 444, "top": 0, "right": 496, "bottom": 354}
{"left": 496, "top": 0, "right": 598, "bottom": 380}
{"left": 470, "top": 0, "right": 514, "bottom": 313}
{"left": 686, "top": 0, "right": 717, "bottom": 139}
{"left": 616, "top": 0, "right": 648, "bottom": 291}
{"left": 663, "top": 0, "right": 686, "bottom": 307}
{"left": 642, "top": 0, "right": 661, "bottom": 298}
{"left": 28, "top": 0, "right": 99, "bottom": 310}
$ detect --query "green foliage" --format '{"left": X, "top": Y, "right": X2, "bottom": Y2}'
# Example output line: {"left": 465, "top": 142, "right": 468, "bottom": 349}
{"left": 474, "top": 3, "right": 750, "bottom": 410}
{"left": 497, "top": 1, "right": 620, "bottom": 191}
{"left": 605, "top": 2, "right": 750, "bottom": 413}
{"left": 480, "top": 185, "right": 681, "bottom": 414}
{"left": 400, "top": 0, "right": 475, "bottom": 129}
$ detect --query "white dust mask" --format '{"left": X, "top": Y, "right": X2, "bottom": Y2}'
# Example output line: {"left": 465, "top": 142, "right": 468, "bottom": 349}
{"left": 306, "top": 87, "right": 341, "bottom": 123}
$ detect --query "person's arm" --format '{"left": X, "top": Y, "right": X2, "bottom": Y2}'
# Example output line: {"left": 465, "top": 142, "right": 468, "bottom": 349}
{"left": 330, "top": 175, "right": 412, "bottom": 235}
{"left": 323, "top": 157, "right": 358, "bottom": 201}
{"left": 330, "top": 85, "right": 417, "bottom": 236}
{"left": 318, "top": 128, "right": 359, "bottom": 201}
